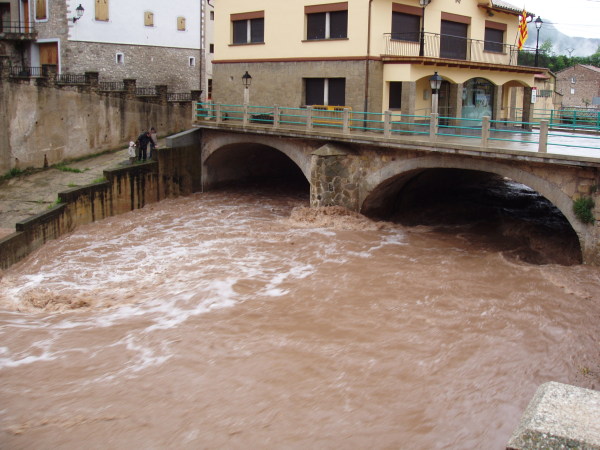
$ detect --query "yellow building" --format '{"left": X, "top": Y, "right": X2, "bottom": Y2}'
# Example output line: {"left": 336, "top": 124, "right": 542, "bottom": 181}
{"left": 212, "top": 0, "right": 539, "bottom": 123}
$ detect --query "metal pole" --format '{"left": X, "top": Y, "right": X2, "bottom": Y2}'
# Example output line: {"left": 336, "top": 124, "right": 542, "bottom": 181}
{"left": 419, "top": 4, "right": 426, "bottom": 57}
{"left": 534, "top": 27, "right": 540, "bottom": 66}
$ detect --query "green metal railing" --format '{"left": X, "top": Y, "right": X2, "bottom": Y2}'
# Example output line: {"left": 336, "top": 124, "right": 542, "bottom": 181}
{"left": 195, "top": 102, "right": 599, "bottom": 155}
{"left": 514, "top": 108, "right": 600, "bottom": 132}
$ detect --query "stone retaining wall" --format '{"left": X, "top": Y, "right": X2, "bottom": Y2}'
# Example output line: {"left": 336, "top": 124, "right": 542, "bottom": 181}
{"left": 0, "top": 61, "right": 199, "bottom": 174}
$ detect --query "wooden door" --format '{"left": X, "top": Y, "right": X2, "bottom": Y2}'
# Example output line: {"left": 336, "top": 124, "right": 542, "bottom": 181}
{"left": 24, "top": 0, "right": 30, "bottom": 32}
{"left": 39, "top": 42, "right": 58, "bottom": 65}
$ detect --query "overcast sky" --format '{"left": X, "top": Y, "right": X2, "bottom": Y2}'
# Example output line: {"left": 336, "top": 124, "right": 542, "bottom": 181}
{"left": 518, "top": 0, "right": 600, "bottom": 39}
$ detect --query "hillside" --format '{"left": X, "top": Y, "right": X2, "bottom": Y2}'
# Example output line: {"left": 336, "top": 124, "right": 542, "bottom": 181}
{"left": 525, "top": 22, "right": 599, "bottom": 57}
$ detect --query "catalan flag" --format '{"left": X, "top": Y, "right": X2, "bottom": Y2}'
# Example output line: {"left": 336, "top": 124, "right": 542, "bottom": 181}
{"left": 517, "top": 10, "right": 528, "bottom": 50}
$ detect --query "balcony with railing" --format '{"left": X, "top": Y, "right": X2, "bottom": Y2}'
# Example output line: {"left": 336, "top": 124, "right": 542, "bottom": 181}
{"left": 383, "top": 32, "right": 523, "bottom": 67}
{"left": 0, "top": 21, "right": 37, "bottom": 40}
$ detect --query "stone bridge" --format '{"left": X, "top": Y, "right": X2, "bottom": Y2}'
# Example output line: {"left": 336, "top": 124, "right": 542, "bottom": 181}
{"left": 170, "top": 122, "right": 600, "bottom": 264}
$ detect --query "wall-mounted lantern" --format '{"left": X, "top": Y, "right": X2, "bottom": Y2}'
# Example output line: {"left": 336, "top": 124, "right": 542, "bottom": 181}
{"left": 72, "top": 4, "right": 85, "bottom": 23}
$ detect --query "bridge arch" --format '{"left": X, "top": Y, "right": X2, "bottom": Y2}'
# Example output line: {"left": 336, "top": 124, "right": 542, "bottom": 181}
{"left": 201, "top": 131, "right": 312, "bottom": 190}
{"left": 360, "top": 156, "right": 585, "bottom": 241}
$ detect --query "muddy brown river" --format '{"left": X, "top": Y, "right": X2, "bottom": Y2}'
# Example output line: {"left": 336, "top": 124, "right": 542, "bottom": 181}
{"left": 1, "top": 186, "right": 599, "bottom": 448}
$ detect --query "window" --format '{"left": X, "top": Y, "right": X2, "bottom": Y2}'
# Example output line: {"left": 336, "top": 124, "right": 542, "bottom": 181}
{"left": 390, "top": 4, "right": 422, "bottom": 42}
{"left": 231, "top": 11, "right": 264, "bottom": 44}
{"left": 440, "top": 19, "right": 469, "bottom": 60}
{"left": 571, "top": 88, "right": 575, "bottom": 95}
{"left": 210, "top": 11, "right": 214, "bottom": 20}
{"left": 95, "top": 0, "right": 109, "bottom": 22}
{"left": 144, "top": 11, "right": 154, "bottom": 27}
{"left": 305, "top": 3, "right": 348, "bottom": 40}
{"left": 189, "top": 57, "right": 196, "bottom": 67}
{"left": 571, "top": 77, "right": 576, "bottom": 84}
{"left": 209, "top": 43, "right": 214, "bottom": 53}
{"left": 208, "top": 79, "right": 213, "bottom": 99}
{"left": 305, "top": 78, "right": 345, "bottom": 106}
{"left": 178, "top": 16, "right": 186, "bottom": 31}
{"left": 484, "top": 21, "right": 506, "bottom": 53}
{"left": 389, "top": 82, "right": 402, "bottom": 109}
{"left": 484, "top": 28, "right": 503, "bottom": 52}
{"left": 116, "top": 53, "right": 124, "bottom": 64}
{"left": 35, "top": 0, "right": 47, "bottom": 20}
{"left": 391, "top": 13, "right": 420, "bottom": 42}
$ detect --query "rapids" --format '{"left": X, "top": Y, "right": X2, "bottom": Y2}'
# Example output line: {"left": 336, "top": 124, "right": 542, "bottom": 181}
{"left": 0, "top": 187, "right": 599, "bottom": 448}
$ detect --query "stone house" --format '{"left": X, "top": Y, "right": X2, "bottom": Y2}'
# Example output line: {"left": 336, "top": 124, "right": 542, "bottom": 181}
{"left": 212, "top": 0, "right": 539, "bottom": 123}
{"left": 556, "top": 64, "right": 600, "bottom": 109}
{"left": 0, "top": 0, "right": 214, "bottom": 93}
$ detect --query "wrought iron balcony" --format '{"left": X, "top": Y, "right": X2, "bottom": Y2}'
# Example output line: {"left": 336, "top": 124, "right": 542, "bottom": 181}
{"left": 383, "top": 32, "right": 520, "bottom": 66}
{"left": 10, "top": 65, "right": 43, "bottom": 78}
{"left": 0, "top": 21, "right": 37, "bottom": 40}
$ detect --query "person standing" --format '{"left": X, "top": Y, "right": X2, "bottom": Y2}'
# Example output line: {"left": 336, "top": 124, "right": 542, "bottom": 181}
{"left": 136, "top": 130, "right": 152, "bottom": 161}
{"left": 149, "top": 127, "right": 159, "bottom": 159}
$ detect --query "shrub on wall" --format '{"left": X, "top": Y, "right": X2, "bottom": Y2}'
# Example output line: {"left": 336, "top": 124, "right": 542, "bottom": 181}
{"left": 573, "top": 196, "right": 595, "bottom": 224}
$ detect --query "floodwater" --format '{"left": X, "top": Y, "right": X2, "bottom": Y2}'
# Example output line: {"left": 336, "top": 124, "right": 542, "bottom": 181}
{"left": 1, "top": 183, "right": 599, "bottom": 449}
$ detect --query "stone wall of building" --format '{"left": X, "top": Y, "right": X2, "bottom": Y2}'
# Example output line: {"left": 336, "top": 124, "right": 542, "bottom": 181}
{"left": 212, "top": 60, "right": 383, "bottom": 113}
{"left": 61, "top": 42, "right": 201, "bottom": 92}
{"left": 556, "top": 65, "right": 600, "bottom": 108}
{"left": 31, "top": 0, "right": 201, "bottom": 92}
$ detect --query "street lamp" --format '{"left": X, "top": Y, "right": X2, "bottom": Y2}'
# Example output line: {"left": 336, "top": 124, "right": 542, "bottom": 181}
{"left": 419, "top": 0, "right": 431, "bottom": 57}
{"left": 429, "top": 71, "right": 442, "bottom": 116}
{"left": 534, "top": 16, "right": 543, "bottom": 67}
{"left": 72, "top": 4, "right": 84, "bottom": 23}
{"left": 242, "top": 71, "right": 252, "bottom": 105}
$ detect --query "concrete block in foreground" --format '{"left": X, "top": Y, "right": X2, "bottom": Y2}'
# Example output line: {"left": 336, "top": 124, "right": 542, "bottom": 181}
{"left": 507, "top": 381, "right": 600, "bottom": 449}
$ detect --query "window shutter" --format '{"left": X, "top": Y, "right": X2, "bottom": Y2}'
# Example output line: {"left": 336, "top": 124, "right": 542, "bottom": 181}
{"left": 144, "top": 11, "right": 154, "bottom": 26}
{"left": 307, "top": 12, "right": 326, "bottom": 40}
{"left": 36, "top": 0, "right": 46, "bottom": 20}
{"left": 178, "top": 16, "right": 186, "bottom": 31}
{"left": 328, "top": 78, "right": 346, "bottom": 106}
{"left": 95, "top": 0, "right": 109, "bottom": 21}
{"left": 305, "top": 79, "right": 325, "bottom": 105}
{"left": 232, "top": 20, "right": 247, "bottom": 44}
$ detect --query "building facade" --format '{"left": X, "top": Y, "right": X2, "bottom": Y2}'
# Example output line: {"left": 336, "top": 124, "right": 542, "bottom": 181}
{"left": 556, "top": 64, "right": 600, "bottom": 109}
{"left": 212, "top": 0, "right": 539, "bottom": 122}
{"left": 1, "top": 0, "right": 214, "bottom": 93}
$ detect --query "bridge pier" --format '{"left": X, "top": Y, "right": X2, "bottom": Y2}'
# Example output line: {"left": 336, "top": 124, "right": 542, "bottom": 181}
{"left": 310, "top": 144, "right": 359, "bottom": 211}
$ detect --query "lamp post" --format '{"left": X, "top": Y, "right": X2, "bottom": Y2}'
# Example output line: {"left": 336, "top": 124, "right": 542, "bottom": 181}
{"left": 534, "top": 16, "right": 543, "bottom": 67}
{"left": 429, "top": 71, "right": 442, "bottom": 116}
{"left": 242, "top": 71, "right": 252, "bottom": 105}
{"left": 419, "top": 0, "right": 431, "bottom": 57}
{"left": 72, "top": 4, "right": 84, "bottom": 23}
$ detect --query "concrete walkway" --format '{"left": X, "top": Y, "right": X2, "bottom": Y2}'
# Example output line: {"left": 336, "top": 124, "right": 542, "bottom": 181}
{"left": 0, "top": 142, "right": 163, "bottom": 239}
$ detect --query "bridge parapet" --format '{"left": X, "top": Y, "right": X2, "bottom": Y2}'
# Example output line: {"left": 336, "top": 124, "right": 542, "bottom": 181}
{"left": 195, "top": 102, "right": 600, "bottom": 159}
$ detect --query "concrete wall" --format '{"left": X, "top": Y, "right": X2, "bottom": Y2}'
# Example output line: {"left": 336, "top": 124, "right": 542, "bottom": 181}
{"left": 0, "top": 136, "right": 203, "bottom": 270}
{"left": 0, "top": 75, "right": 194, "bottom": 173}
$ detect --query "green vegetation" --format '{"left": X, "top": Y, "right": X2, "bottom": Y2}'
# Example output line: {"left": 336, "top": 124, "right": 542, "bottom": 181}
{"left": 48, "top": 197, "right": 64, "bottom": 209}
{"left": 67, "top": 183, "right": 78, "bottom": 188}
{"left": 573, "top": 196, "right": 595, "bottom": 224}
{"left": 55, "top": 164, "right": 85, "bottom": 173}
{"left": 92, "top": 177, "right": 107, "bottom": 184}
{"left": 1, "top": 167, "right": 24, "bottom": 181}
{"left": 519, "top": 42, "right": 600, "bottom": 73}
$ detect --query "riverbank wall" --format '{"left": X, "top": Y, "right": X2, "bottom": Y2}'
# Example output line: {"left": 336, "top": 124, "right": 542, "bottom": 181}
{"left": 0, "top": 59, "right": 199, "bottom": 174}
{"left": 0, "top": 130, "right": 202, "bottom": 270}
